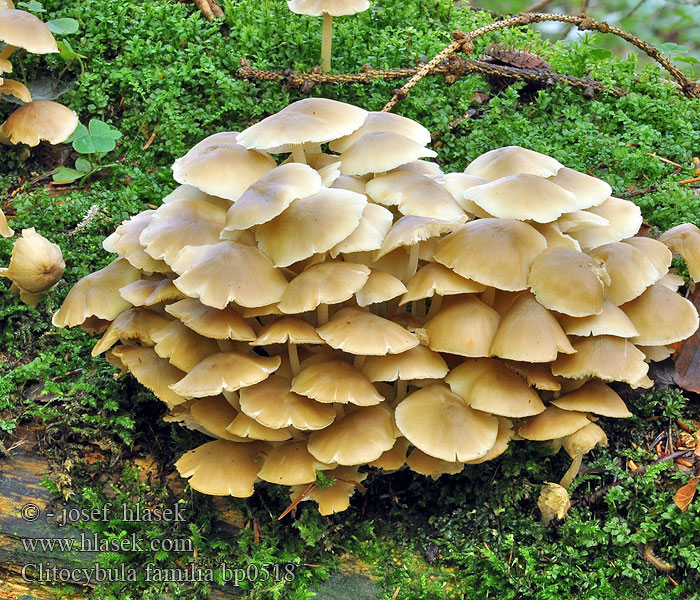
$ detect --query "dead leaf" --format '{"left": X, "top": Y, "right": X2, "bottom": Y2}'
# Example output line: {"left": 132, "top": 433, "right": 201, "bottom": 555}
{"left": 673, "top": 476, "right": 699, "bottom": 512}
{"left": 674, "top": 288, "right": 700, "bottom": 393}
{"left": 538, "top": 482, "right": 570, "bottom": 525}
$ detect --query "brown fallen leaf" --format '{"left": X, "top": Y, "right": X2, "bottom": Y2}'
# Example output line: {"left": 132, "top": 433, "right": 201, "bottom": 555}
{"left": 673, "top": 476, "right": 699, "bottom": 512}
{"left": 673, "top": 288, "right": 700, "bottom": 393}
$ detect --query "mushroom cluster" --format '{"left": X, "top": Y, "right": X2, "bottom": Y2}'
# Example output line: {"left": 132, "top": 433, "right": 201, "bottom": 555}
{"left": 52, "top": 98, "right": 700, "bottom": 515}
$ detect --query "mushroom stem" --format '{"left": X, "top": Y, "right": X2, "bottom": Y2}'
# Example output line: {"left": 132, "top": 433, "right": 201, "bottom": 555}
{"left": 288, "top": 342, "right": 301, "bottom": 377}
{"left": 480, "top": 286, "right": 496, "bottom": 307}
{"left": 321, "top": 13, "right": 333, "bottom": 73}
{"left": 317, "top": 303, "right": 329, "bottom": 326}
{"left": 405, "top": 243, "right": 420, "bottom": 283}
{"left": 291, "top": 143, "right": 307, "bottom": 164}
{"left": 0, "top": 44, "right": 16, "bottom": 62}
{"left": 222, "top": 390, "right": 241, "bottom": 410}
{"left": 353, "top": 354, "right": 366, "bottom": 370}
{"left": 559, "top": 447, "right": 583, "bottom": 489}
{"left": 413, "top": 298, "right": 426, "bottom": 318}
{"left": 216, "top": 339, "right": 234, "bottom": 351}
{"left": 395, "top": 379, "right": 408, "bottom": 403}
{"left": 426, "top": 294, "right": 443, "bottom": 320}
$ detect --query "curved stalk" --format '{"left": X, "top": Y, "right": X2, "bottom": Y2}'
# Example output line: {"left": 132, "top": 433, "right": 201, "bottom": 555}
{"left": 321, "top": 13, "right": 333, "bottom": 73}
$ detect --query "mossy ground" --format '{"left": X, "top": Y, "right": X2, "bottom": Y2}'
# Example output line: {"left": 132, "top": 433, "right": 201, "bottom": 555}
{"left": 1, "top": 1, "right": 700, "bottom": 598}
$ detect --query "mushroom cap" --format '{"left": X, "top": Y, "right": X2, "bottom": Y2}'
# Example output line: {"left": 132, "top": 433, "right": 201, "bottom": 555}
{"left": 440, "top": 173, "right": 492, "bottom": 217}
{"left": 552, "top": 335, "right": 649, "bottom": 386}
{"left": 445, "top": 358, "right": 546, "bottom": 418}
{"left": 236, "top": 98, "right": 368, "bottom": 151}
{"left": 0, "top": 9, "right": 57, "bottom": 53}
{"left": 223, "top": 163, "right": 323, "bottom": 231}
{"left": 164, "top": 298, "right": 256, "bottom": 341}
{"left": 464, "top": 416, "right": 515, "bottom": 464}
{"left": 0, "top": 78, "right": 31, "bottom": 103}
{"left": 170, "top": 241, "right": 288, "bottom": 309}
{"left": 433, "top": 219, "right": 547, "bottom": 291}
{"left": 369, "top": 437, "right": 410, "bottom": 471}
{"left": 546, "top": 167, "right": 612, "bottom": 210}
{"left": 175, "top": 439, "right": 267, "bottom": 497}
{"left": 464, "top": 146, "right": 563, "bottom": 180}
{"left": 258, "top": 440, "right": 333, "bottom": 485}
{"left": 329, "top": 203, "right": 393, "bottom": 257}
{"left": 339, "top": 132, "right": 437, "bottom": 176}
{"left": 0, "top": 227, "right": 64, "bottom": 293}
{"left": 588, "top": 241, "right": 661, "bottom": 305}
{"left": 290, "top": 466, "right": 368, "bottom": 515}
{"left": 171, "top": 134, "right": 276, "bottom": 201}
{"left": 255, "top": 188, "right": 367, "bottom": 267}
{"left": 463, "top": 174, "right": 579, "bottom": 223}
{"left": 329, "top": 111, "right": 430, "bottom": 153}
{"left": 52, "top": 258, "right": 140, "bottom": 328}
{"left": 365, "top": 171, "right": 465, "bottom": 220}
{"left": 91, "top": 307, "right": 171, "bottom": 356}
{"left": 317, "top": 307, "right": 419, "bottom": 355}
{"left": 111, "top": 346, "right": 187, "bottom": 407}
{"left": 188, "top": 395, "right": 243, "bottom": 441}
{"left": 517, "top": 405, "right": 590, "bottom": 441}
{"left": 556, "top": 210, "right": 610, "bottom": 233}
{"left": 225, "top": 412, "right": 292, "bottom": 441}
{"left": 490, "top": 292, "right": 575, "bottom": 362}
{"left": 621, "top": 237, "right": 672, "bottom": 276}
{"left": 0, "top": 100, "right": 77, "bottom": 146}
{"left": 638, "top": 344, "right": 675, "bottom": 362}
{"left": 291, "top": 358, "right": 384, "bottom": 405}
{"left": 527, "top": 247, "right": 608, "bottom": 317}
{"left": 531, "top": 222, "right": 581, "bottom": 251}
{"left": 253, "top": 317, "right": 324, "bottom": 345}
{"left": 395, "top": 384, "right": 499, "bottom": 462}
{"left": 400, "top": 262, "right": 486, "bottom": 304}
{"left": 139, "top": 194, "right": 228, "bottom": 265}
{"left": 621, "top": 283, "right": 699, "bottom": 346}
{"left": 568, "top": 197, "right": 643, "bottom": 250}
{"left": 659, "top": 223, "right": 700, "bottom": 282}
{"left": 169, "top": 351, "right": 281, "bottom": 398}
{"left": 375, "top": 216, "right": 462, "bottom": 260}
{"left": 103, "top": 211, "right": 169, "bottom": 274}
{"left": 150, "top": 320, "right": 220, "bottom": 372}
{"left": 562, "top": 422, "right": 608, "bottom": 459}
{"left": 361, "top": 345, "right": 448, "bottom": 382}
{"left": 278, "top": 260, "right": 370, "bottom": 314}
{"left": 0, "top": 208, "right": 13, "bottom": 238}
{"left": 558, "top": 299, "right": 640, "bottom": 338}
{"left": 424, "top": 295, "right": 501, "bottom": 357}
{"left": 502, "top": 360, "right": 561, "bottom": 391}
{"left": 239, "top": 375, "right": 337, "bottom": 430}
{"left": 307, "top": 405, "right": 396, "bottom": 465}
{"left": 550, "top": 380, "right": 631, "bottom": 418}
{"left": 356, "top": 269, "right": 407, "bottom": 306}
{"left": 406, "top": 448, "right": 464, "bottom": 479}
{"left": 119, "top": 278, "right": 184, "bottom": 307}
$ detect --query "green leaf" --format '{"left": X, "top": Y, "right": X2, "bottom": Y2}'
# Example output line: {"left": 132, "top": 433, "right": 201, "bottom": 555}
{"left": 75, "top": 157, "right": 92, "bottom": 172}
{"left": 658, "top": 42, "right": 687, "bottom": 54}
{"left": 588, "top": 48, "right": 612, "bottom": 60}
{"left": 66, "top": 123, "right": 88, "bottom": 144}
{"left": 53, "top": 167, "right": 88, "bottom": 183}
{"left": 88, "top": 118, "right": 122, "bottom": 141}
{"left": 56, "top": 40, "right": 87, "bottom": 61}
{"left": 46, "top": 18, "right": 80, "bottom": 35}
{"left": 71, "top": 119, "right": 122, "bottom": 154}
{"left": 18, "top": 0, "right": 45, "bottom": 12}
{"left": 675, "top": 56, "right": 700, "bottom": 65}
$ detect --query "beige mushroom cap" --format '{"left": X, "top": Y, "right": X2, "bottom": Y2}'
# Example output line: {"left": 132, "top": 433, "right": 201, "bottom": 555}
{"left": 361, "top": 345, "right": 448, "bottom": 382}
{"left": 164, "top": 299, "right": 255, "bottom": 341}
{"left": 552, "top": 335, "right": 649, "bottom": 387}
{"left": 253, "top": 317, "right": 324, "bottom": 345}
{"left": 188, "top": 395, "right": 243, "bottom": 441}
{"left": 369, "top": 437, "right": 410, "bottom": 471}
{"left": 329, "top": 111, "right": 430, "bottom": 152}
{"left": 171, "top": 134, "right": 276, "bottom": 201}
{"left": 239, "top": 375, "right": 336, "bottom": 430}
{"left": 365, "top": 171, "right": 465, "bottom": 220}
{"left": 290, "top": 466, "right": 368, "bottom": 515}
{"left": 307, "top": 405, "right": 396, "bottom": 465}
{"left": 91, "top": 307, "right": 171, "bottom": 356}
{"left": 169, "top": 351, "right": 281, "bottom": 398}
{"left": 659, "top": 223, "right": 700, "bottom": 282}
{"left": 0, "top": 227, "right": 64, "bottom": 293}
{"left": 556, "top": 210, "right": 610, "bottom": 233}
{"left": 503, "top": 361, "right": 561, "bottom": 391}
{"left": 433, "top": 219, "right": 547, "bottom": 291}
{"left": 151, "top": 320, "right": 220, "bottom": 372}
{"left": 236, "top": 98, "right": 368, "bottom": 151}
{"left": 0, "top": 208, "right": 13, "bottom": 238}
{"left": 339, "top": 132, "right": 437, "bottom": 176}
{"left": 52, "top": 258, "right": 140, "bottom": 328}
{"left": 550, "top": 380, "right": 631, "bottom": 418}
{"left": 222, "top": 163, "right": 323, "bottom": 232}
{"left": 356, "top": 269, "right": 407, "bottom": 306}
{"left": 170, "top": 241, "right": 288, "bottom": 309}
{"left": 278, "top": 261, "right": 370, "bottom": 314}
{"left": 440, "top": 173, "right": 492, "bottom": 217}
{"left": 258, "top": 440, "right": 333, "bottom": 486}
{"left": 490, "top": 292, "right": 575, "bottom": 363}
{"left": 396, "top": 384, "right": 498, "bottom": 462}
{"left": 255, "top": 188, "right": 366, "bottom": 267}
{"left": 139, "top": 194, "right": 228, "bottom": 265}
{"left": 464, "top": 146, "right": 563, "bottom": 180}
{"left": 0, "top": 79, "right": 31, "bottom": 103}
{"left": 317, "top": 307, "right": 419, "bottom": 355}
{"left": 445, "top": 358, "right": 545, "bottom": 418}
{"left": 546, "top": 167, "right": 612, "bottom": 210}
{"left": 119, "top": 277, "right": 184, "bottom": 307}
{"left": 621, "top": 237, "right": 672, "bottom": 277}
{"left": 463, "top": 174, "right": 579, "bottom": 223}
{"left": 528, "top": 247, "right": 609, "bottom": 317}
{"left": 559, "top": 299, "right": 640, "bottom": 338}
{"left": 568, "top": 197, "right": 643, "bottom": 250}
{"left": 375, "top": 216, "right": 462, "bottom": 260}
{"left": 111, "top": 346, "right": 187, "bottom": 407}
{"left": 0, "top": 9, "right": 57, "bottom": 53}
{"left": 406, "top": 448, "right": 464, "bottom": 479}
{"left": 2, "top": 100, "right": 77, "bottom": 147}
{"left": 424, "top": 295, "right": 501, "bottom": 357}
{"left": 465, "top": 416, "right": 515, "bottom": 464}
{"left": 531, "top": 222, "right": 581, "bottom": 251}
{"left": 621, "top": 283, "right": 699, "bottom": 346}
{"left": 175, "top": 439, "right": 267, "bottom": 497}
{"left": 562, "top": 422, "right": 608, "bottom": 459}
{"left": 517, "top": 405, "right": 590, "bottom": 441}
{"left": 103, "top": 211, "right": 169, "bottom": 274}
{"left": 291, "top": 358, "right": 384, "bottom": 405}
{"left": 329, "top": 203, "right": 393, "bottom": 257}
{"left": 225, "top": 412, "right": 292, "bottom": 441}
{"left": 400, "top": 263, "right": 486, "bottom": 304}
